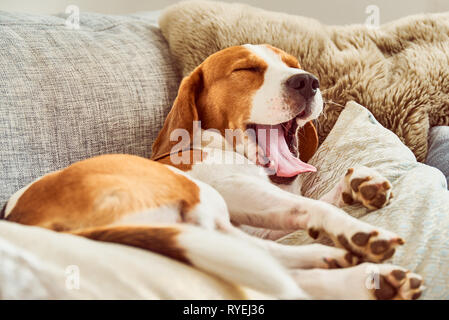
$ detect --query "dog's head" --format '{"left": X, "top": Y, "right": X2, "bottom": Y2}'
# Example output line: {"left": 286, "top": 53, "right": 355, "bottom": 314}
{"left": 152, "top": 44, "right": 322, "bottom": 180}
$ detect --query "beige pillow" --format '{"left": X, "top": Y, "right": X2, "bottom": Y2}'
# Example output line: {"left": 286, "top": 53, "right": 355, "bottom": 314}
{"left": 278, "top": 101, "right": 449, "bottom": 299}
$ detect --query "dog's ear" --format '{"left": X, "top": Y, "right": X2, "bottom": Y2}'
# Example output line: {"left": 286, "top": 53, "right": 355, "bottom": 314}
{"left": 297, "top": 121, "right": 319, "bottom": 162}
{"left": 151, "top": 66, "right": 203, "bottom": 160}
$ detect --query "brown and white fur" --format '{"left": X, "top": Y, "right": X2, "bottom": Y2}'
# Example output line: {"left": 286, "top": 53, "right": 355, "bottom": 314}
{"left": 1, "top": 44, "right": 423, "bottom": 300}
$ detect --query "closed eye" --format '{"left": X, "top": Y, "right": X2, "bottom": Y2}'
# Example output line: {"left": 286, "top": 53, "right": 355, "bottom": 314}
{"left": 233, "top": 67, "right": 261, "bottom": 73}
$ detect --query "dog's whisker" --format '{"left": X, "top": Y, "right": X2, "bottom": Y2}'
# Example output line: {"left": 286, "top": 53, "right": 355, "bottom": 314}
{"left": 324, "top": 99, "right": 346, "bottom": 108}
{"left": 281, "top": 122, "right": 298, "bottom": 136}
{"left": 320, "top": 112, "right": 327, "bottom": 121}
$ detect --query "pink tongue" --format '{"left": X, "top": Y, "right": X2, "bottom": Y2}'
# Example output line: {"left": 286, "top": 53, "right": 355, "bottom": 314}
{"left": 256, "top": 124, "right": 316, "bottom": 177}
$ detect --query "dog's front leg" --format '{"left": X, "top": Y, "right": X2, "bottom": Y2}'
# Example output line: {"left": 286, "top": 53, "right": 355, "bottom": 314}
{"left": 319, "top": 166, "right": 393, "bottom": 210}
{"left": 217, "top": 222, "right": 360, "bottom": 269}
{"left": 211, "top": 174, "right": 403, "bottom": 263}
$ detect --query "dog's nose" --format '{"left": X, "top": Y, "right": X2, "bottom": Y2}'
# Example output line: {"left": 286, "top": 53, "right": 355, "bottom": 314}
{"left": 286, "top": 73, "right": 320, "bottom": 99}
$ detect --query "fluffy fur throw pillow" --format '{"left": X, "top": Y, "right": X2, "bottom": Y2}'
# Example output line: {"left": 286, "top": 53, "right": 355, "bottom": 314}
{"left": 159, "top": 0, "right": 449, "bottom": 162}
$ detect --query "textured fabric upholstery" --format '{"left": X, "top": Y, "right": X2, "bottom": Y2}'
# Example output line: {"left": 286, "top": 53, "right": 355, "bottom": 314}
{"left": 426, "top": 126, "right": 449, "bottom": 188}
{"left": 0, "top": 11, "right": 181, "bottom": 203}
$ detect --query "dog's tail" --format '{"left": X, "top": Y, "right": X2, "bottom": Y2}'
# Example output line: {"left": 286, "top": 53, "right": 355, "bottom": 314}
{"left": 70, "top": 224, "right": 305, "bottom": 299}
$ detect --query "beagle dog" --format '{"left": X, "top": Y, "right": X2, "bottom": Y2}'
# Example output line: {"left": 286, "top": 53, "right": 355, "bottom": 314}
{"left": 1, "top": 44, "right": 424, "bottom": 300}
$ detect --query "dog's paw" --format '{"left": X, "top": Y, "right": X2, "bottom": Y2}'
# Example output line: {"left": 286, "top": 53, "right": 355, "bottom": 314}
{"left": 367, "top": 264, "right": 424, "bottom": 300}
{"left": 342, "top": 167, "right": 393, "bottom": 210}
{"left": 289, "top": 262, "right": 424, "bottom": 300}
{"left": 334, "top": 225, "right": 404, "bottom": 263}
{"left": 322, "top": 252, "right": 361, "bottom": 269}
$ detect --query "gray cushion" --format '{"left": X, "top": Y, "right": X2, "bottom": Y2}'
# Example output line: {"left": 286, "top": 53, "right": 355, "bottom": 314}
{"left": 0, "top": 11, "right": 181, "bottom": 203}
{"left": 426, "top": 126, "right": 449, "bottom": 188}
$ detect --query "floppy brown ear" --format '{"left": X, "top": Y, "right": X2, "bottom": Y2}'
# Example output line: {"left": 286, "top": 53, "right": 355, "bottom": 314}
{"left": 151, "top": 66, "right": 203, "bottom": 160}
{"left": 297, "top": 121, "right": 319, "bottom": 162}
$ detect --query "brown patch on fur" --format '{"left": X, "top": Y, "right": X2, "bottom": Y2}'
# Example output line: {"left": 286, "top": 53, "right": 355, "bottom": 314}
{"left": 6, "top": 154, "right": 200, "bottom": 231}
{"left": 392, "top": 270, "right": 406, "bottom": 281}
{"left": 351, "top": 232, "right": 371, "bottom": 246}
{"left": 264, "top": 44, "right": 301, "bottom": 69}
{"left": 324, "top": 258, "right": 341, "bottom": 269}
{"left": 371, "top": 193, "right": 387, "bottom": 209}
{"left": 0, "top": 202, "right": 6, "bottom": 219}
{"left": 297, "top": 121, "right": 319, "bottom": 163}
{"left": 337, "top": 234, "right": 355, "bottom": 253}
{"left": 350, "top": 177, "right": 370, "bottom": 192}
{"left": 51, "top": 223, "right": 70, "bottom": 232}
{"left": 370, "top": 240, "right": 389, "bottom": 254}
{"left": 359, "top": 185, "right": 378, "bottom": 201}
{"left": 374, "top": 275, "right": 397, "bottom": 300}
{"left": 151, "top": 46, "right": 268, "bottom": 163}
{"left": 412, "top": 292, "right": 422, "bottom": 300}
{"left": 156, "top": 149, "right": 208, "bottom": 171}
{"left": 71, "top": 225, "right": 190, "bottom": 264}
{"left": 345, "top": 252, "right": 356, "bottom": 264}
{"left": 269, "top": 174, "right": 297, "bottom": 185}
{"left": 308, "top": 228, "right": 320, "bottom": 239}
{"left": 382, "top": 181, "right": 391, "bottom": 190}
{"left": 342, "top": 192, "right": 354, "bottom": 205}
{"left": 409, "top": 278, "right": 422, "bottom": 289}
{"left": 381, "top": 248, "right": 395, "bottom": 261}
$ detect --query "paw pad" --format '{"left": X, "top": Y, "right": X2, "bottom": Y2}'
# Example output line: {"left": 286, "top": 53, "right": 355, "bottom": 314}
{"left": 371, "top": 267, "right": 424, "bottom": 300}
{"left": 344, "top": 167, "right": 393, "bottom": 210}
{"left": 370, "top": 239, "right": 390, "bottom": 254}
{"left": 409, "top": 277, "right": 422, "bottom": 289}
{"left": 392, "top": 270, "right": 406, "bottom": 281}
{"left": 322, "top": 252, "right": 361, "bottom": 269}
{"left": 374, "top": 275, "right": 397, "bottom": 300}
{"left": 342, "top": 192, "right": 354, "bottom": 205}
{"left": 350, "top": 177, "right": 371, "bottom": 192}
{"left": 351, "top": 231, "right": 377, "bottom": 246}
{"left": 323, "top": 258, "right": 342, "bottom": 269}
{"left": 336, "top": 231, "right": 404, "bottom": 263}
{"left": 308, "top": 228, "right": 320, "bottom": 239}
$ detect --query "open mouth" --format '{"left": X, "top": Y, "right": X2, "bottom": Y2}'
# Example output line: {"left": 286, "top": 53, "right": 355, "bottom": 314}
{"left": 247, "top": 115, "right": 316, "bottom": 178}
